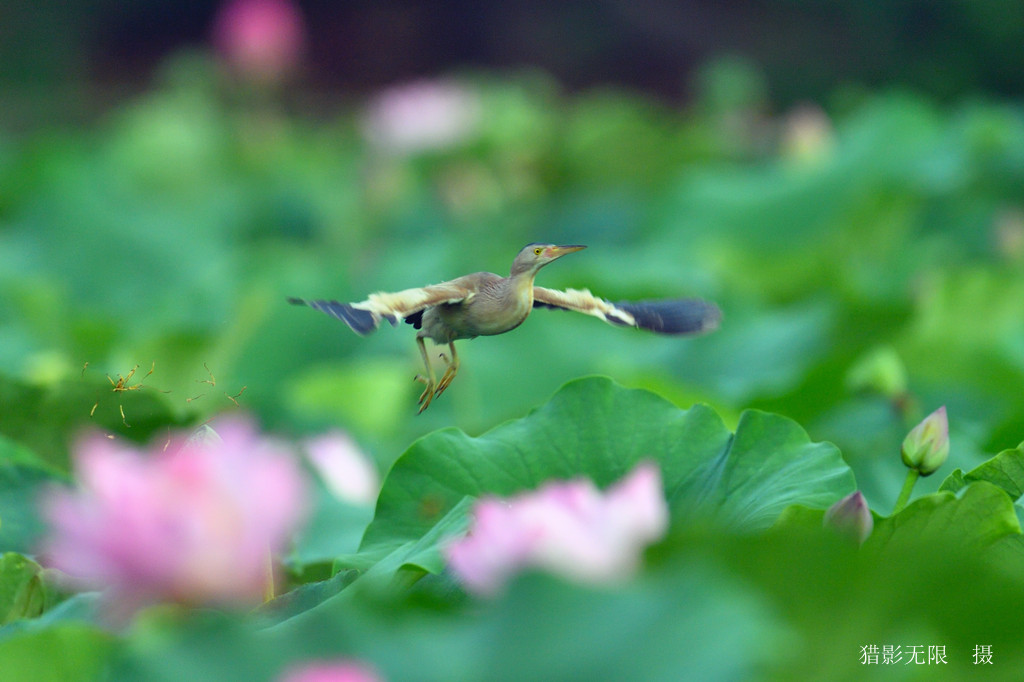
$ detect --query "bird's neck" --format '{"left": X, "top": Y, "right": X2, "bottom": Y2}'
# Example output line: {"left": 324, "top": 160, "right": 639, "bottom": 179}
{"left": 507, "top": 268, "right": 540, "bottom": 304}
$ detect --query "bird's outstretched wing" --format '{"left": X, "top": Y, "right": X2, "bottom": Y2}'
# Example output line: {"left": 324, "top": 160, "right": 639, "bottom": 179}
{"left": 288, "top": 282, "right": 473, "bottom": 335}
{"left": 532, "top": 287, "right": 721, "bottom": 335}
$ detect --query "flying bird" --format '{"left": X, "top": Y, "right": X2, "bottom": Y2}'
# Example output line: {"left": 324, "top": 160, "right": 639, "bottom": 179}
{"left": 289, "top": 243, "right": 721, "bottom": 412}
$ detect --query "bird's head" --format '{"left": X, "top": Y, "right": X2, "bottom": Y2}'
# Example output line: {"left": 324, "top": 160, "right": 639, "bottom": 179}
{"left": 510, "top": 243, "right": 586, "bottom": 276}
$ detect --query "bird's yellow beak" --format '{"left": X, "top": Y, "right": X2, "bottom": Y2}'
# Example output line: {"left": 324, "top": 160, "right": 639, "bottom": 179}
{"left": 546, "top": 244, "right": 587, "bottom": 259}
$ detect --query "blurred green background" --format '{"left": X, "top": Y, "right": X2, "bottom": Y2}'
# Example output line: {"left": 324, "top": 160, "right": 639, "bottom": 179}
{"left": 2, "top": 0, "right": 1024, "bottom": 516}
{"left": 4, "top": 3, "right": 1024, "bottom": 681}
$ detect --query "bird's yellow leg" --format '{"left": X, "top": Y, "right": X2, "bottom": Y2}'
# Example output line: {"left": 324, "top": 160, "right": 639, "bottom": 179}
{"left": 434, "top": 342, "right": 460, "bottom": 397}
{"left": 415, "top": 336, "right": 437, "bottom": 413}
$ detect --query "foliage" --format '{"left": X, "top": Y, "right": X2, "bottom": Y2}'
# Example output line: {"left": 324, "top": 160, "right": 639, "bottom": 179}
{"left": 3, "top": 55, "right": 1024, "bottom": 679}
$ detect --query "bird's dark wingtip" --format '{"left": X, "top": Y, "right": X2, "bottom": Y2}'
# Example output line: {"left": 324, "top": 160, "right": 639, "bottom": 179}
{"left": 617, "top": 298, "right": 722, "bottom": 335}
{"left": 289, "top": 298, "right": 379, "bottom": 335}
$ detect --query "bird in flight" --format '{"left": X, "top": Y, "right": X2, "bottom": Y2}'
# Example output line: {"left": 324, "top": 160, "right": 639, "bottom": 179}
{"left": 289, "top": 243, "right": 721, "bottom": 412}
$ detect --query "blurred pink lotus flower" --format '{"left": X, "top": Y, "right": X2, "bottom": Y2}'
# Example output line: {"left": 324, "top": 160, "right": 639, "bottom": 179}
{"left": 40, "top": 418, "right": 309, "bottom": 616}
{"left": 212, "top": 0, "right": 306, "bottom": 85}
{"left": 302, "top": 430, "right": 380, "bottom": 506}
{"left": 278, "top": 660, "right": 383, "bottom": 682}
{"left": 443, "top": 462, "right": 668, "bottom": 596}
{"left": 361, "top": 79, "right": 482, "bottom": 155}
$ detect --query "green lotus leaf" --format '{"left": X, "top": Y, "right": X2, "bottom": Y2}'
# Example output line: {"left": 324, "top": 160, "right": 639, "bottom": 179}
{"left": 361, "top": 377, "right": 855, "bottom": 553}
{"left": 939, "top": 444, "right": 1024, "bottom": 500}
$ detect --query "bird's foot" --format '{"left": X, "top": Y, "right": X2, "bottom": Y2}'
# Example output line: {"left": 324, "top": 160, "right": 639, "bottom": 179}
{"left": 434, "top": 353, "right": 459, "bottom": 397}
{"left": 435, "top": 365, "right": 458, "bottom": 397}
{"left": 414, "top": 374, "right": 436, "bottom": 413}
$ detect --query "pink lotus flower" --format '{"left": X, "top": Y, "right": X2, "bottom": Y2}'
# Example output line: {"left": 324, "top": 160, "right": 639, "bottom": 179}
{"left": 443, "top": 462, "right": 668, "bottom": 596}
{"left": 302, "top": 431, "right": 380, "bottom": 506}
{"left": 40, "top": 418, "right": 309, "bottom": 616}
{"left": 212, "top": 0, "right": 306, "bottom": 85}
{"left": 278, "top": 660, "right": 383, "bottom": 682}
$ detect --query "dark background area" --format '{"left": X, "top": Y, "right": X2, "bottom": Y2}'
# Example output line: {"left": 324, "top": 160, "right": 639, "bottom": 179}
{"left": 5, "top": 0, "right": 1024, "bottom": 112}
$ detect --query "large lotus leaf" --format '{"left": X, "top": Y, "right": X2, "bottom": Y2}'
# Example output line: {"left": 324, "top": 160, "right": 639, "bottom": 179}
{"left": 361, "top": 377, "right": 854, "bottom": 553}
{"left": 939, "top": 444, "right": 1024, "bottom": 500}
{"left": 117, "top": 552, "right": 784, "bottom": 682}
{"left": 0, "top": 593, "right": 100, "bottom": 644}
{"left": 693, "top": 487, "right": 1024, "bottom": 680}
{"left": 0, "top": 623, "right": 114, "bottom": 682}
{"left": 271, "top": 497, "right": 475, "bottom": 632}
{"left": 868, "top": 480, "right": 1022, "bottom": 555}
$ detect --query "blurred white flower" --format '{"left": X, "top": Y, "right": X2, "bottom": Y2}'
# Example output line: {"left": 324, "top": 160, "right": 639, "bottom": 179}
{"left": 781, "top": 103, "right": 834, "bottom": 165}
{"left": 303, "top": 431, "right": 380, "bottom": 506}
{"left": 361, "top": 79, "right": 482, "bottom": 155}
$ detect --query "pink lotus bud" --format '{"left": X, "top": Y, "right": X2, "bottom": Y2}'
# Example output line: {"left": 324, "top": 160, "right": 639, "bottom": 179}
{"left": 40, "top": 417, "right": 309, "bottom": 618}
{"left": 212, "top": 0, "right": 306, "bottom": 85}
{"left": 823, "top": 491, "right": 873, "bottom": 544}
{"left": 443, "top": 462, "right": 668, "bottom": 596}
{"left": 901, "top": 406, "right": 950, "bottom": 476}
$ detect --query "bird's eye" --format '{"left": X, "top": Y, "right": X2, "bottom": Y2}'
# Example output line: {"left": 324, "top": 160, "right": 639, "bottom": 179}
{"left": 533, "top": 247, "right": 543, "bottom": 255}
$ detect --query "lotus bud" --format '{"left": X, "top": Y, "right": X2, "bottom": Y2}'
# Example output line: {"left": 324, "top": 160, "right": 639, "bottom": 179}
{"left": 901, "top": 406, "right": 949, "bottom": 476}
{"left": 823, "top": 491, "right": 873, "bottom": 544}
